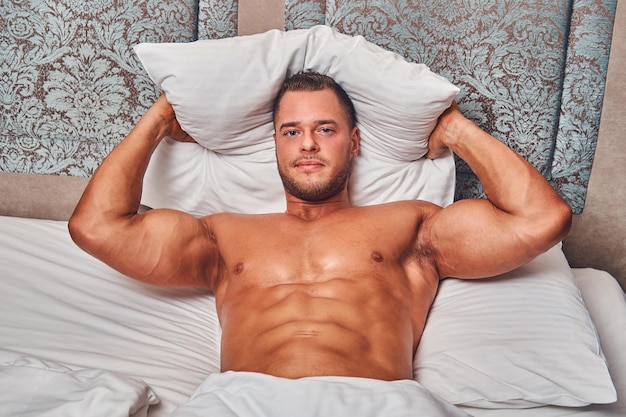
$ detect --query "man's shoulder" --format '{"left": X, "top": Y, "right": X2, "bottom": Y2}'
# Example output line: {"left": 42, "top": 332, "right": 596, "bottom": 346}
{"left": 337, "top": 201, "right": 442, "bottom": 233}
{"left": 358, "top": 199, "right": 442, "bottom": 214}
{"left": 200, "top": 211, "right": 290, "bottom": 230}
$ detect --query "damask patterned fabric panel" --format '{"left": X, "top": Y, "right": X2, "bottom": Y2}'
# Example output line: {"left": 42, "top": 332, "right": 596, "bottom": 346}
{"left": 197, "top": 0, "right": 238, "bottom": 40}
{"left": 326, "top": 0, "right": 616, "bottom": 213}
{"left": 285, "top": 0, "right": 325, "bottom": 30}
{"left": 326, "top": 0, "right": 572, "bottom": 204}
{"left": 551, "top": 0, "right": 616, "bottom": 213}
{"left": 1, "top": 0, "right": 197, "bottom": 177}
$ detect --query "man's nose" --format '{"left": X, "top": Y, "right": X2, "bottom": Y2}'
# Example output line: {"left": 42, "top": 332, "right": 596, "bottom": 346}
{"left": 301, "top": 131, "right": 319, "bottom": 152}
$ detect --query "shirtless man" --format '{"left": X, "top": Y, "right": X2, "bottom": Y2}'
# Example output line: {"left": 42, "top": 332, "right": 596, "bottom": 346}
{"left": 69, "top": 72, "right": 572, "bottom": 381}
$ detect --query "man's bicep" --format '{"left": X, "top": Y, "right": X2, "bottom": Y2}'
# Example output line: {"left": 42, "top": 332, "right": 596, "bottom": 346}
{"left": 102, "top": 209, "right": 218, "bottom": 289}
{"left": 421, "top": 199, "right": 537, "bottom": 280}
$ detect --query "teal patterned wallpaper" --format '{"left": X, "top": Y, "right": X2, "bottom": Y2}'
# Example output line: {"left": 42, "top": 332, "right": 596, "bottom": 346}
{"left": 0, "top": 0, "right": 617, "bottom": 213}
{"left": 325, "top": 0, "right": 616, "bottom": 211}
{"left": 1, "top": 0, "right": 198, "bottom": 176}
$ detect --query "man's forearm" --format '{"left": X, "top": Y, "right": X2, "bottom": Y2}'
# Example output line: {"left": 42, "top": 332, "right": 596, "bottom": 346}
{"left": 69, "top": 96, "right": 178, "bottom": 246}
{"left": 436, "top": 108, "right": 568, "bottom": 220}
{"left": 76, "top": 110, "right": 168, "bottom": 219}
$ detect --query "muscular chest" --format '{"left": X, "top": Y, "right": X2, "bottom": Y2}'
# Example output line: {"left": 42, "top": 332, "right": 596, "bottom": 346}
{"left": 215, "top": 209, "right": 419, "bottom": 287}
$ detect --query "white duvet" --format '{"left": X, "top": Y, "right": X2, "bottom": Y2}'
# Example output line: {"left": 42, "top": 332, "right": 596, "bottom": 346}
{"left": 0, "top": 356, "right": 158, "bottom": 417}
{"left": 169, "top": 371, "right": 470, "bottom": 417}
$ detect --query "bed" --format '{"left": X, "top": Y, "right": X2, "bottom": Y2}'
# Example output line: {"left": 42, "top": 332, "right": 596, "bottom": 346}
{"left": 1, "top": 215, "right": 625, "bottom": 417}
{"left": 2, "top": 0, "right": 625, "bottom": 416}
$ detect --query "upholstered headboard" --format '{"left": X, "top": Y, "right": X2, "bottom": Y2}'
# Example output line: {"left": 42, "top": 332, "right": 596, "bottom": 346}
{"left": 1, "top": 0, "right": 623, "bottom": 287}
{"left": 197, "top": 0, "right": 619, "bottom": 214}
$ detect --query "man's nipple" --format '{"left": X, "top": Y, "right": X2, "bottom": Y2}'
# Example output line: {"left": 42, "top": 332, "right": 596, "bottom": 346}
{"left": 233, "top": 262, "right": 244, "bottom": 275}
{"left": 371, "top": 251, "right": 384, "bottom": 263}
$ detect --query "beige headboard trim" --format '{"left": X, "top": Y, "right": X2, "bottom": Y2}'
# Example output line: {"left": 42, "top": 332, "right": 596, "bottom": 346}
{"left": 562, "top": 1, "right": 626, "bottom": 291}
{"left": 0, "top": 172, "right": 88, "bottom": 221}
{"left": 237, "top": 0, "right": 285, "bottom": 36}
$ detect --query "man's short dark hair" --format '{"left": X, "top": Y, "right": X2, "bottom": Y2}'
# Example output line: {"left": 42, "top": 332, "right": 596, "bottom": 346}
{"left": 272, "top": 72, "right": 357, "bottom": 129}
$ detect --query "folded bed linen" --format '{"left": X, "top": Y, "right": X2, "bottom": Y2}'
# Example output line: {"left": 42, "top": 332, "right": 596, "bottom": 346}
{"left": 168, "top": 371, "right": 471, "bottom": 417}
{"left": 0, "top": 356, "right": 158, "bottom": 417}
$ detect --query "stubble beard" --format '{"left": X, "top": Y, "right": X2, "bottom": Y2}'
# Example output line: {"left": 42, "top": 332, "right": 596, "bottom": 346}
{"left": 278, "top": 156, "right": 352, "bottom": 202}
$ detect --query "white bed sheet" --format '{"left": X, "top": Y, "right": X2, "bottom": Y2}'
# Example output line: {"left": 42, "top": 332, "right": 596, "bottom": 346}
{"left": 0, "top": 215, "right": 624, "bottom": 417}
{"left": 0, "top": 216, "right": 221, "bottom": 417}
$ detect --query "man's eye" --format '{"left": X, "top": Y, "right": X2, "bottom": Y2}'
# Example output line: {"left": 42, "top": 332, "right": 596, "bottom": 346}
{"left": 319, "top": 127, "right": 334, "bottom": 134}
{"left": 284, "top": 130, "right": 298, "bottom": 137}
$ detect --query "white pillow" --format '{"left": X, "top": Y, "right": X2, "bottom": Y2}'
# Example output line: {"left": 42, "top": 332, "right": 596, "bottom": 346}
{"left": 414, "top": 244, "right": 617, "bottom": 408}
{"left": 134, "top": 25, "right": 459, "bottom": 215}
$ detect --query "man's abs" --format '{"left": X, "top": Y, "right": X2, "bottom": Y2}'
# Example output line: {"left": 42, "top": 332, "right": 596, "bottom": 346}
{"left": 216, "top": 274, "right": 431, "bottom": 381}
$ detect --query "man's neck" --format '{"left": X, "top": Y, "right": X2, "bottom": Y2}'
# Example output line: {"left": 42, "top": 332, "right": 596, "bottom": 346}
{"left": 284, "top": 192, "right": 351, "bottom": 222}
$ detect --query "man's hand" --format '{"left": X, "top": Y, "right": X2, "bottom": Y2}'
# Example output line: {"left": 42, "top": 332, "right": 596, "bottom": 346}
{"left": 150, "top": 94, "right": 196, "bottom": 143}
{"left": 426, "top": 102, "right": 466, "bottom": 160}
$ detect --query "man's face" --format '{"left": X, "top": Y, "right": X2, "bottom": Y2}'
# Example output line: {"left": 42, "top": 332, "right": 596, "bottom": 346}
{"left": 273, "top": 88, "right": 359, "bottom": 202}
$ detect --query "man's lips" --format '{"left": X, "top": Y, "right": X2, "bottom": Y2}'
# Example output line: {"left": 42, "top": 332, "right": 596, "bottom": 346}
{"left": 294, "top": 159, "right": 325, "bottom": 171}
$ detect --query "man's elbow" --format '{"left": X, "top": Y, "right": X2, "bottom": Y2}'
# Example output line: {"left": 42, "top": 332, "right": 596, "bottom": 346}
{"left": 68, "top": 209, "right": 110, "bottom": 256}
{"left": 536, "top": 197, "right": 573, "bottom": 250}
{"left": 553, "top": 198, "right": 573, "bottom": 240}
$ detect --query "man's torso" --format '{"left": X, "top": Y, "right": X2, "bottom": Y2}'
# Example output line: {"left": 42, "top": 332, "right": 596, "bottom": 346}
{"left": 207, "top": 201, "right": 440, "bottom": 380}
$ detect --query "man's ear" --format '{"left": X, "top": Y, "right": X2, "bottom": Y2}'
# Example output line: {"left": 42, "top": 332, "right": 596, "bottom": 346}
{"left": 350, "top": 127, "right": 360, "bottom": 157}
